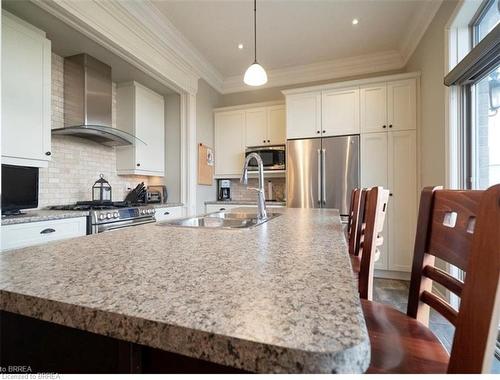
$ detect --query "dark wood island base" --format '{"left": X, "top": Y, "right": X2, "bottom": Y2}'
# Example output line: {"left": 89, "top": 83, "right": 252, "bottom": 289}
{"left": 0, "top": 311, "right": 246, "bottom": 374}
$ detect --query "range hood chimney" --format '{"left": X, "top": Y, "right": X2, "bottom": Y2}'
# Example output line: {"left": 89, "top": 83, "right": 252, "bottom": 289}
{"left": 52, "top": 54, "right": 140, "bottom": 146}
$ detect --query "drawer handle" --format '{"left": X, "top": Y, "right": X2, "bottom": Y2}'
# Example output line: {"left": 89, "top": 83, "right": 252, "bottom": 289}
{"left": 40, "top": 228, "right": 56, "bottom": 234}
{"left": 219, "top": 208, "right": 226, "bottom": 211}
{"left": 164, "top": 211, "right": 170, "bottom": 215}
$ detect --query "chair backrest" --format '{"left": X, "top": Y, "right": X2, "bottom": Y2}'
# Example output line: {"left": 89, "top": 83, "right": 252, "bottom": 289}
{"left": 358, "top": 186, "right": 390, "bottom": 300}
{"left": 406, "top": 184, "right": 500, "bottom": 373}
{"left": 348, "top": 188, "right": 367, "bottom": 257}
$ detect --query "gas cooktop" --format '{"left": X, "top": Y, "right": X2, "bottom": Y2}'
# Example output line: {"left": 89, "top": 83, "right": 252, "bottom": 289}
{"left": 50, "top": 201, "right": 145, "bottom": 211}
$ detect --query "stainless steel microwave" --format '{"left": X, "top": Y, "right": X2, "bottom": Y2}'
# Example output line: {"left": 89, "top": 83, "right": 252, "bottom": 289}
{"left": 245, "top": 145, "right": 285, "bottom": 171}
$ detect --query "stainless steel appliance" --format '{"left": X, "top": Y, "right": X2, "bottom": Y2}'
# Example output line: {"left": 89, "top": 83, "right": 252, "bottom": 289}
{"left": 217, "top": 179, "right": 231, "bottom": 201}
{"left": 51, "top": 54, "right": 142, "bottom": 146}
{"left": 146, "top": 185, "right": 168, "bottom": 204}
{"left": 287, "top": 135, "right": 359, "bottom": 216}
{"left": 245, "top": 145, "right": 285, "bottom": 171}
{"left": 50, "top": 201, "right": 156, "bottom": 234}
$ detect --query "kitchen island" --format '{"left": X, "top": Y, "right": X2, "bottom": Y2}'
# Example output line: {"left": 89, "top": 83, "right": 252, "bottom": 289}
{"left": 0, "top": 208, "right": 369, "bottom": 373}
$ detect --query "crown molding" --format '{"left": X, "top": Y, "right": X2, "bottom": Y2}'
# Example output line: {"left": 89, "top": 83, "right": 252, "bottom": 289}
{"left": 400, "top": 0, "right": 444, "bottom": 65}
{"left": 128, "top": 1, "right": 224, "bottom": 93}
{"left": 32, "top": 0, "right": 201, "bottom": 94}
{"left": 221, "top": 50, "right": 405, "bottom": 94}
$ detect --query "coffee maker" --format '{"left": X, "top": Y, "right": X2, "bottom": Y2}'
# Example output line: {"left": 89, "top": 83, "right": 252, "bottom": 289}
{"left": 218, "top": 179, "right": 231, "bottom": 201}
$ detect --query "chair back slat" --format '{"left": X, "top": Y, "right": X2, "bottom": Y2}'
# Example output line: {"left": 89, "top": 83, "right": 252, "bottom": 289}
{"left": 422, "top": 265, "right": 463, "bottom": 297}
{"left": 420, "top": 290, "right": 458, "bottom": 325}
{"left": 407, "top": 184, "right": 500, "bottom": 373}
{"left": 358, "top": 186, "right": 390, "bottom": 300}
{"left": 426, "top": 190, "right": 483, "bottom": 270}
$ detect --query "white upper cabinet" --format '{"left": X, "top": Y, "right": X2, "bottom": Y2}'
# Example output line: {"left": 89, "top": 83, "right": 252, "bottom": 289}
{"left": 2, "top": 11, "right": 52, "bottom": 168}
{"left": 245, "top": 105, "right": 286, "bottom": 147}
{"left": 286, "top": 92, "right": 321, "bottom": 139}
{"left": 360, "top": 83, "right": 387, "bottom": 133}
{"left": 387, "top": 79, "right": 417, "bottom": 131}
{"left": 245, "top": 108, "right": 268, "bottom": 147}
{"left": 267, "top": 105, "right": 286, "bottom": 145}
{"left": 215, "top": 110, "right": 245, "bottom": 176}
{"left": 116, "top": 81, "right": 165, "bottom": 176}
{"left": 321, "top": 87, "right": 360, "bottom": 137}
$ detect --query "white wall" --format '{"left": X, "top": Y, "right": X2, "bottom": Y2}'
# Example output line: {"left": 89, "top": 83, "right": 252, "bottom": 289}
{"left": 404, "top": 0, "right": 460, "bottom": 188}
{"left": 195, "top": 79, "right": 221, "bottom": 213}
{"left": 165, "top": 93, "right": 181, "bottom": 203}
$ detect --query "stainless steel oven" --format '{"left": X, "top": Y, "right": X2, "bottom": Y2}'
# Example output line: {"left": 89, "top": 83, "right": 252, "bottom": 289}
{"left": 245, "top": 145, "right": 285, "bottom": 171}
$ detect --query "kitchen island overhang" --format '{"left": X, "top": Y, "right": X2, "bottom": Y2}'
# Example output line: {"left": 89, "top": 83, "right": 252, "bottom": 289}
{"left": 0, "top": 208, "right": 370, "bottom": 373}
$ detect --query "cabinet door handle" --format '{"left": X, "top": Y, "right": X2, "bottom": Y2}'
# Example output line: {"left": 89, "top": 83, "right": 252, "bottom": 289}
{"left": 316, "top": 131, "right": 320, "bottom": 134}
{"left": 136, "top": 163, "right": 141, "bottom": 167}
{"left": 267, "top": 140, "right": 270, "bottom": 143}
{"left": 389, "top": 124, "right": 393, "bottom": 128}
{"left": 382, "top": 125, "right": 387, "bottom": 129}
{"left": 40, "top": 228, "right": 56, "bottom": 234}
{"left": 262, "top": 140, "right": 266, "bottom": 143}
{"left": 45, "top": 151, "right": 51, "bottom": 156}
{"left": 389, "top": 193, "right": 393, "bottom": 197}
{"left": 322, "top": 130, "right": 326, "bottom": 133}
{"left": 164, "top": 211, "right": 170, "bottom": 215}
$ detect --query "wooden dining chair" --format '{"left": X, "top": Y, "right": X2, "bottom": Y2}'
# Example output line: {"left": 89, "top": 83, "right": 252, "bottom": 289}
{"left": 362, "top": 184, "right": 500, "bottom": 374}
{"left": 347, "top": 188, "right": 365, "bottom": 258}
{"left": 354, "top": 186, "right": 389, "bottom": 300}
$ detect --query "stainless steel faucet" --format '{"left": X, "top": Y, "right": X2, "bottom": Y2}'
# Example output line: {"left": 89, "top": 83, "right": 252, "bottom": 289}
{"left": 241, "top": 153, "right": 268, "bottom": 220}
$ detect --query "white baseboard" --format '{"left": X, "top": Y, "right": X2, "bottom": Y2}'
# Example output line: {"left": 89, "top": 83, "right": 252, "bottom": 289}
{"left": 374, "top": 269, "right": 411, "bottom": 281}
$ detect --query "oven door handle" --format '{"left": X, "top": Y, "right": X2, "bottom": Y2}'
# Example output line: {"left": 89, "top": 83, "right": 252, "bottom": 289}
{"left": 100, "top": 219, "right": 155, "bottom": 232}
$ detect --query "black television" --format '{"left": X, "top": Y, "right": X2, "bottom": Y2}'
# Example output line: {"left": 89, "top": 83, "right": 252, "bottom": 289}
{"left": 1, "top": 164, "right": 39, "bottom": 215}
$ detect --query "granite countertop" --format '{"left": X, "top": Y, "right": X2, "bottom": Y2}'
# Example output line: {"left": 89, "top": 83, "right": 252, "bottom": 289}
{"left": 1, "top": 210, "right": 90, "bottom": 226}
{"left": 150, "top": 202, "right": 184, "bottom": 208}
{"left": 0, "top": 207, "right": 369, "bottom": 373}
{"left": 205, "top": 200, "right": 286, "bottom": 206}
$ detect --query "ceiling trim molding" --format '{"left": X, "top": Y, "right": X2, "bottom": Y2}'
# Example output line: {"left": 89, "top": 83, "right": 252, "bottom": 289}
{"left": 400, "top": 0, "right": 444, "bottom": 65}
{"left": 221, "top": 50, "right": 405, "bottom": 94}
{"left": 31, "top": 0, "right": 200, "bottom": 94}
{"left": 127, "top": 1, "right": 224, "bottom": 93}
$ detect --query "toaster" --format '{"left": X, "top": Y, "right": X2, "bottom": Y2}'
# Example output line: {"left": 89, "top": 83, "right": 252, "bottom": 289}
{"left": 146, "top": 185, "right": 167, "bottom": 204}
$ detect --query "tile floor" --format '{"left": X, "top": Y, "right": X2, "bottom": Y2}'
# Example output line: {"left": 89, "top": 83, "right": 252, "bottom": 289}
{"left": 374, "top": 278, "right": 500, "bottom": 373}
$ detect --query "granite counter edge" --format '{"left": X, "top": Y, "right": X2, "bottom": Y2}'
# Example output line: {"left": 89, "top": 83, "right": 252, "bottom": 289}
{"left": 0, "top": 290, "right": 369, "bottom": 373}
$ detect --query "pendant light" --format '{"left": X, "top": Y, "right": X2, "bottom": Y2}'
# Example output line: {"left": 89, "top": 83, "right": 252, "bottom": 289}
{"left": 244, "top": 0, "right": 268, "bottom": 86}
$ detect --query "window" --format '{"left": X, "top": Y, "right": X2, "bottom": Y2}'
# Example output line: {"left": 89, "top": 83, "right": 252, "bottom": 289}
{"left": 445, "top": 0, "right": 500, "bottom": 189}
{"left": 470, "top": 65, "right": 500, "bottom": 189}
{"left": 473, "top": 0, "right": 500, "bottom": 44}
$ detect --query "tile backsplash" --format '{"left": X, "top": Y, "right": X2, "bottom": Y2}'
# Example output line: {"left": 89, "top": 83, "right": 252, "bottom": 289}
{"left": 38, "top": 53, "right": 162, "bottom": 208}
{"left": 227, "top": 178, "right": 286, "bottom": 202}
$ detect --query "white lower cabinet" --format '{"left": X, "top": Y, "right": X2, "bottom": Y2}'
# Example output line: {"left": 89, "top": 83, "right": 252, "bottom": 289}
{"left": 361, "top": 130, "right": 417, "bottom": 272}
{"left": 1, "top": 217, "right": 87, "bottom": 251}
{"left": 154, "top": 207, "right": 184, "bottom": 222}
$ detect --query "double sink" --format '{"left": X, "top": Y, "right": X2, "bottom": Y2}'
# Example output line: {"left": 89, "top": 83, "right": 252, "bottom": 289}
{"left": 159, "top": 211, "right": 280, "bottom": 229}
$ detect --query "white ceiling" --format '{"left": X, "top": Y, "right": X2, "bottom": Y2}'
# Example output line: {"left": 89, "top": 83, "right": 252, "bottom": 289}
{"left": 151, "top": 0, "right": 439, "bottom": 79}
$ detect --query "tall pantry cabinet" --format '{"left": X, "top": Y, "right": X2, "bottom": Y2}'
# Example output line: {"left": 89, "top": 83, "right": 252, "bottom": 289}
{"left": 284, "top": 73, "right": 419, "bottom": 275}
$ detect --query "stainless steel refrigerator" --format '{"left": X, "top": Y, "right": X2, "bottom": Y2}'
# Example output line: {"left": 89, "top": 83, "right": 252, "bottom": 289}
{"left": 286, "top": 135, "right": 359, "bottom": 216}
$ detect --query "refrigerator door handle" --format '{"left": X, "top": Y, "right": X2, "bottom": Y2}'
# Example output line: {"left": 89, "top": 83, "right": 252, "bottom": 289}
{"left": 322, "top": 148, "right": 326, "bottom": 205}
{"left": 317, "top": 149, "right": 321, "bottom": 205}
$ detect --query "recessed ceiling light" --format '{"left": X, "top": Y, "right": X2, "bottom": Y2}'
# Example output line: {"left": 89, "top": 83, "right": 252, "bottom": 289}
{"left": 352, "top": 18, "right": 359, "bottom": 25}
{"left": 238, "top": 43, "right": 244, "bottom": 50}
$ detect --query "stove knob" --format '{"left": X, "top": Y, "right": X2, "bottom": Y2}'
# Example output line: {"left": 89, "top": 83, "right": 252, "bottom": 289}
{"left": 141, "top": 209, "right": 146, "bottom": 215}
{"left": 148, "top": 209, "right": 154, "bottom": 214}
{"left": 113, "top": 212, "right": 119, "bottom": 218}
{"left": 106, "top": 213, "right": 112, "bottom": 219}
{"left": 99, "top": 214, "right": 105, "bottom": 220}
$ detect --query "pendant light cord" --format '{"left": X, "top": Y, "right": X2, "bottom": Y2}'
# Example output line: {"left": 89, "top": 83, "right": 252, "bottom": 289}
{"left": 253, "top": 0, "right": 257, "bottom": 63}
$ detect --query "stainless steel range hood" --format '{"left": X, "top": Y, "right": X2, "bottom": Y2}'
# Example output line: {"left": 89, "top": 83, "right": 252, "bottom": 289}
{"left": 52, "top": 54, "right": 141, "bottom": 146}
